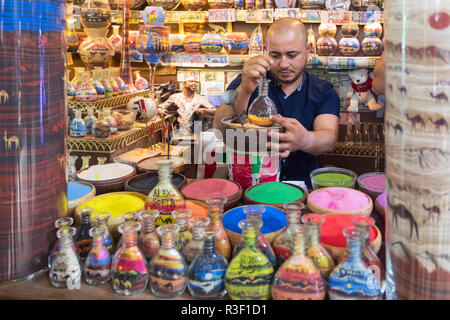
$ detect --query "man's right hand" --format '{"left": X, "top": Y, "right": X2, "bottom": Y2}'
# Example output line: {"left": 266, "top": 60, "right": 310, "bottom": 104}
{"left": 240, "top": 55, "right": 273, "bottom": 95}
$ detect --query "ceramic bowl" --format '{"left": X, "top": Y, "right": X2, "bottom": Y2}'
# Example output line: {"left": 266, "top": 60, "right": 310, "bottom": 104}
{"left": 115, "top": 148, "right": 161, "bottom": 167}
{"left": 125, "top": 172, "right": 187, "bottom": 195}
{"left": 375, "top": 192, "right": 386, "bottom": 219}
{"left": 223, "top": 205, "right": 287, "bottom": 247}
{"left": 307, "top": 187, "right": 373, "bottom": 216}
{"left": 67, "top": 181, "right": 96, "bottom": 217}
{"left": 74, "top": 191, "right": 146, "bottom": 240}
{"left": 76, "top": 163, "right": 136, "bottom": 195}
{"left": 111, "top": 109, "right": 136, "bottom": 131}
{"left": 243, "top": 182, "right": 306, "bottom": 209}
{"left": 136, "top": 155, "right": 186, "bottom": 174}
{"left": 321, "top": 213, "right": 382, "bottom": 262}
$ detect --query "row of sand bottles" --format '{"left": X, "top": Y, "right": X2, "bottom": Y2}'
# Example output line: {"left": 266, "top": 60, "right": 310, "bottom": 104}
{"left": 49, "top": 158, "right": 384, "bottom": 299}
{"left": 68, "top": 67, "right": 149, "bottom": 101}
{"left": 69, "top": 107, "right": 117, "bottom": 138}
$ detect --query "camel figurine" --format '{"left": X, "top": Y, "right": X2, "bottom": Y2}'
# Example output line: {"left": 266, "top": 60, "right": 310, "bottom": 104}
{"left": 3, "top": 130, "right": 20, "bottom": 151}
{"left": 0, "top": 90, "right": 9, "bottom": 104}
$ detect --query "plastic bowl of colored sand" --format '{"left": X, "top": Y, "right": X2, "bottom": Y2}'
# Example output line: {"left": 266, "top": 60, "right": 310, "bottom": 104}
{"left": 320, "top": 213, "right": 382, "bottom": 262}
{"left": 307, "top": 187, "right": 373, "bottom": 216}
{"left": 357, "top": 172, "right": 385, "bottom": 203}
{"left": 223, "top": 205, "right": 287, "bottom": 247}
{"left": 74, "top": 191, "right": 146, "bottom": 240}
{"left": 125, "top": 172, "right": 187, "bottom": 195}
{"left": 68, "top": 181, "right": 96, "bottom": 217}
{"left": 310, "top": 167, "right": 357, "bottom": 190}
{"left": 243, "top": 182, "right": 306, "bottom": 209}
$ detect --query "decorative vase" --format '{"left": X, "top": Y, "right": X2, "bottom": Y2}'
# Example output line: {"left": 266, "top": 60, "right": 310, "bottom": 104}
{"left": 384, "top": 0, "right": 450, "bottom": 300}
{"left": 119, "top": 0, "right": 137, "bottom": 93}
{"left": 78, "top": 34, "right": 115, "bottom": 70}
{"left": 80, "top": 0, "right": 112, "bottom": 30}
{"left": 183, "top": 33, "right": 203, "bottom": 54}
{"left": 223, "top": 32, "right": 249, "bottom": 54}
{"left": 201, "top": 33, "right": 224, "bottom": 54}
{"left": 109, "top": 25, "right": 122, "bottom": 52}
{"left": 181, "top": 0, "right": 207, "bottom": 10}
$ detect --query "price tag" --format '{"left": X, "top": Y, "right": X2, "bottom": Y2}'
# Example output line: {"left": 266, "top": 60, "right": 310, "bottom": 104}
{"left": 208, "top": 9, "right": 236, "bottom": 22}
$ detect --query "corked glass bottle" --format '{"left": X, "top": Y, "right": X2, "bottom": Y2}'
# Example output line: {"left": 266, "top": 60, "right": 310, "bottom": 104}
{"left": 111, "top": 222, "right": 149, "bottom": 295}
{"left": 187, "top": 225, "right": 228, "bottom": 299}
{"left": 94, "top": 211, "right": 115, "bottom": 255}
{"left": 232, "top": 205, "right": 276, "bottom": 267}
{"left": 272, "top": 201, "right": 304, "bottom": 268}
{"left": 174, "top": 208, "right": 193, "bottom": 253}
{"left": 138, "top": 210, "right": 160, "bottom": 262}
{"left": 75, "top": 208, "right": 94, "bottom": 260}
{"left": 225, "top": 220, "right": 274, "bottom": 300}
{"left": 328, "top": 226, "right": 382, "bottom": 300}
{"left": 182, "top": 216, "right": 210, "bottom": 266}
{"left": 272, "top": 224, "right": 325, "bottom": 300}
{"left": 149, "top": 224, "right": 188, "bottom": 298}
{"left": 116, "top": 211, "right": 139, "bottom": 250}
{"left": 84, "top": 226, "right": 112, "bottom": 285}
{"left": 145, "top": 160, "right": 186, "bottom": 226}
{"left": 205, "top": 197, "right": 231, "bottom": 261}
{"left": 48, "top": 217, "right": 78, "bottom": 268}
{"left": 49, "top": 227, "right": 81, "bottom": 289}
{"left": 301, "top": 213, "right": 335, "bottom": 281}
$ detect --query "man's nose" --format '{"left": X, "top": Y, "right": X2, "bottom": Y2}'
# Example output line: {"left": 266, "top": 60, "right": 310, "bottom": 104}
{"left": 279, "top": 55, "right": 290, "bottom": 69}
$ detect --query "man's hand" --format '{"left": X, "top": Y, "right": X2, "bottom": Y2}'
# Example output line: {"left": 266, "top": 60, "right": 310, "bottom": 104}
{"left": 157, "top": 108, "right": 167, "bottom": 117}
{"left": 240, "top": 55, "right": 273, "bottom": 95}
{"left": 266, "top": 114, "right": 310, "bottom": 159}
{"left": 195, "top": 107, "right": 215, "bottom": 116}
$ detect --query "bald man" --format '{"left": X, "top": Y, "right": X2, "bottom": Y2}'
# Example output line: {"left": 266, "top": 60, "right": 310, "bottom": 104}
{"left": 214, "top": 18, "right": 340, "bottom": 188}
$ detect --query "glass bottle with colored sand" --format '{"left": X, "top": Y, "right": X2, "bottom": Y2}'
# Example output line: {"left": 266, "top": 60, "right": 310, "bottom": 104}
{"left": 69, "top": 109, "right": 87, "bottom": 137}
{"left": 225, "top": 219, "right": 274, "bottom": 300}
{"left": 232, "top": 205, "right": 276, "bottom": 267}
{"left": 48, "top": 217, "right": 78, "bottom": 268}
{"left": 84, "top": 226, "right": 112, "bottom": 285}
{"left": 149, "top": 224, "right": 187, "bottom": 298}
{"left": 138, "top": 210, "right": 160, "bottom": 263}
{"left": 75, "top": 208, "right": 94, "bottom": 260}
{"left": 145, "top": 160, "right": 186, "bottom": 226}
{"left": 182, "top": 216, "right": 210, "bottom": 266}
{"left": 103, "top": 108, "right": 117, "bottom": 134}
{"left": 174, "top": 208, "right": 193, "bottom": 253}
{"left": 116, "top": 211, "right": 139, "bottom": 250}
{"left": 76, "top": 71, "right": 97, "bottom": 102}
{"left": 247, "top": 78, "right": 277, "bottom": 126}
{"left": 94, "top": 211, "right": 115, "bottom": 254}
{"left": 301, "top": 213, "right": 335, "bottom": 281}
{"left": 205, "top": 197, "right": 231, "bottom": 261}
{"left": 111, "top": 222, "right": 149, "bottom": 295}
{"left": 49, "top": 227, "right": 82, "bottom": 289}
{"left": 272, "top": 224, "right": 325, "bottom": 300}
{"left": 83, "top": 107, "right": 97, "bottom": 134}
{"left": 91, "top": 110, "right": 110, "bottom": 138}
{"left": 187, "top": 225, "right": 228, "bottom": 300}
{"left": 272, "top": 201, "right": 304, "bottom": 268}
{"left": 328, "top": 226, "right": 382, "bottom": 300}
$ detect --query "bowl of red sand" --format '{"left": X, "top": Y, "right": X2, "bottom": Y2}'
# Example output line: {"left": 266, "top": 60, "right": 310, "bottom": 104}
{"left": 320, "top": 214, "right": 382, "bottom": 262}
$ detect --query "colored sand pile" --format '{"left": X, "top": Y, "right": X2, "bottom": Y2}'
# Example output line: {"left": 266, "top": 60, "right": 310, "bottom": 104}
{"left": 78, "top": 193, "right": 145, "bottom": 218}
{"left": 313, "top": 173, "right": 355, "bottom": 188}
{"left": 182, "top": 179, "right": 239, "bottom": 200}
{"left": 309, "top": 187, "right": 369, "bottom": 211}
{"left": 68, "top": 182, "right": 93, "bottom": 201}
{"left": 223, "top": 205, "right": 286, "bottom": 234}
{"left": 246, "top": 182, "right": 303, "bottom": 204}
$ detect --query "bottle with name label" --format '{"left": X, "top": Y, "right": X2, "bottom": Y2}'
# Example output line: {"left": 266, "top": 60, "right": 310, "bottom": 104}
{"left": 187, "top": 225, "right": 228, "bottom": 299}
{"left": 205, "top": 196, "right": 231, "bottom": 261}
{"left": 182, "top": 216, "right": 210, "bottom": 266}
{"left": 328, "top": 226, "right": 382, "bottom": 300}
{"left": 302, "top": 213, "right": 335, "bottom": 282}
{"left": 225, "top": 219, "right": 274, "bottom": 300}
{"left": 84, "top": 226, "right": 112, "bottom": 285}
{"left": 149, "top": 224, "right": 187, "bottom": 298}
{"left": 145, "top": 160, "right": 186, "bottom": 226}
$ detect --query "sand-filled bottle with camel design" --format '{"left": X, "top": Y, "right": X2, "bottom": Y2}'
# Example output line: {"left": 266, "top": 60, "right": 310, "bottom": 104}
{"left": 206, "top": 197, "right": 231, "bottom": 261}
{"left": 94, "top": 212, "right": 115, "bottom": 255}
{"left": 149, "top": 224, "right": 187, "bottom": 298}
{"left": 272, "top": 224, "right": 325, "bottom": 300}
{"left": 138, "top": 210, "right": 160, "bottom": 263}
{"left": 225, "top": 220, "right": 274, "bottom": 300}
{"left": 111, "top": 221, "right": 148, "bottom": 295}
{"left": 84, "top": 226, "right": 111, "bottom": 285}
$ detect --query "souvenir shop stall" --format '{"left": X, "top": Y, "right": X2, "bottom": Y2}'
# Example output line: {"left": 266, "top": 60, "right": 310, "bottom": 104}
{"left": 0, "top": 0, "right": 449, "bottom": 301}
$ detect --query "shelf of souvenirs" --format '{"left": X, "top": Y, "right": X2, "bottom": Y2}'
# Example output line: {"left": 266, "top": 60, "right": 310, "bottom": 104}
{"left": 325, "top": 141, "right": 384, "bottom": 159}
{"left": 70, "top": 6, "right": 383, "bottom": 26}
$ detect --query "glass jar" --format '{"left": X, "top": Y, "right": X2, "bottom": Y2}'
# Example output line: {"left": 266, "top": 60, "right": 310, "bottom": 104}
{"left": 100, "top": 69, "right": 113, "bottom": 98}
{"left": 207, "top": 0, "right": 234, "bottom": 9}
{"left": 107, "top": 69, "right": 120, "bottom": 96}
{"left": 338, "top": 37, "right": 361, "bottom": 56}
{"left": 75, "top": 208, "right": 94, "bottom": 260}
{"left": 83, "top": 107, "right": 97, "bottom": 134}
{"left": 69, "top": 109, "right": 87, "bottom": 137}
{"left": 67, "top": 70, "right": 76, "bottom": 101}
{"left": 148, "top": 0, "right": 180, "bottom": 10}
{"left": 149, "top": 224, "right": 188, "bottom": 298}
{"left": 272, "top": 201, "right": 304, "bottom": 268}
{"left": 75, "top": 71, "right": 97, "bottom": 102}
{"left": 84, "top": 226, "right": 112, "bottom": 285}
{"left": 247, "top": 79, "right": 278, "bottom": 126}
{"left": 169, "top": 33, "right": 186, "bottom": 53}
{"left": 300, "top": 0, "right": 325, "bottom": 9}
{"left": 174, "top": 209, "right": 193, "bottom": 253}
{"left": 351, "top": 0, "right": 379, "bottom": 11}
{"left": 328, "top": 227, "right": 382, "bottom": 299}
{"left": 316, "top": 37, "right": 338, "bottom": 56}
{"left": 48, "top": 217, "right": 78, "bottom": 268}
{"left": 91, "top": 110, "right": 110, "bottom": 138}
{"left": 301, "top": 213, "right": 335, "bottom": 281}
{"left": 71, "top": 67, "right": 85, "bottom": 92}
{"left": 80, "top": 0, "right": 112, "bottom": 30}
{"left": 78, "top": 35, "right": 115, "bottom": 70}
{"left": 205, "top": 197, "right": 231, "bottom": 261}
{"left": 109, "top": 25, "right": 122, "bottom": 53}
{"left": 180, "top": 0, "right": 207, "bottom": 10}
{"left": 94, "top": 211, "right": 115, "bottom": 254}
{"left": 182, "top": 217, "right": 210, "bottom": 266}
{"left": 325, "top": 0, "right": 350, "bottom": 10}
{"left": 138, "top": 210, "right": 160, "bottom": 262}
{"left": 272, "top": 225, "right": 325, "bottom": 300}
{"left": 361, "top": 37, "right": 383, "bottom": 56}
{"left": 225, "top": 220, "right": 274, "bottom": 300}
{"left": 112, "top": 222, "right": 149, "bottom": 295}
{"left": 201, "top": 33, "right": 224, "bottom": 54}
{"left": 133, "top": 71, "right": 149, "bottom": 90}
{"left": 103, "top": 108, "right": 118, "bottom": 134}
{"left": 145, "top": 160, "right": 186, "bottom": 226}
{"left": 116, "top": 211, "right": 140, "bottom": 250}
{"left": 187, "top": 225, "right": 228, "bottom": 299}
{"left": 67, "top": 155, "right": 78, "bottom": 182}
{"left": 49, "top": 227, "right": 82, "bottom": 289}
{"left": 112, "top": 68, "right": 127, "bottom": 93}
{"left": 248, "top": 24, "right": 264, "bottom": 57}
{"left": 91, "top": 69, "right": 106, "bottom": 99}
{"left": 223, "top": 32, "right": 249, "bottom": 54}
{"left": 183, "top": 33, "right": 203, "bottom": 54}
{"left": 318, "top": 23, "right": 337, "bottom": 38}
